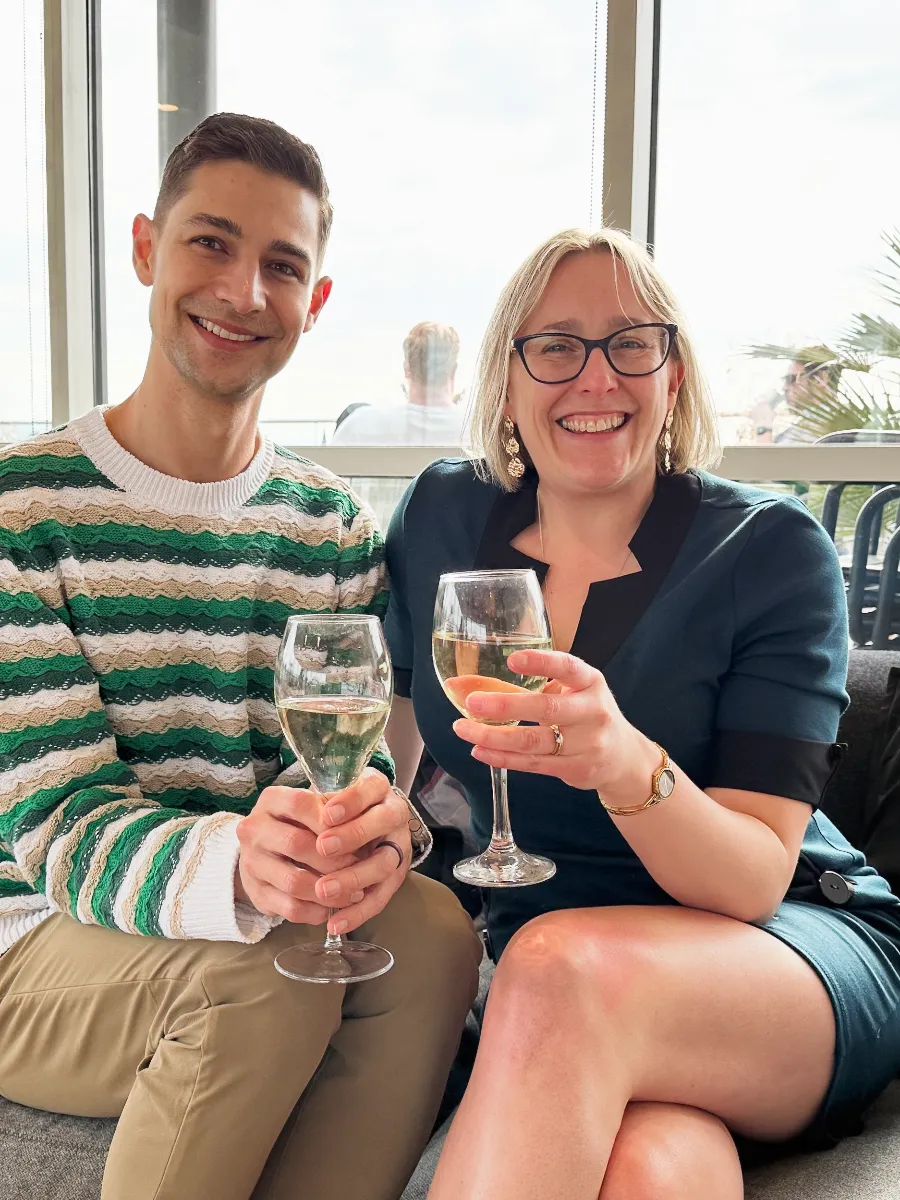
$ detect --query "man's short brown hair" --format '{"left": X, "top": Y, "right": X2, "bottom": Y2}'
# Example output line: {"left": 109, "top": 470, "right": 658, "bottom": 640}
{"left": 403, "top": 322, "right": 461, "bottom": 388}
{"left": 154, "top": 112, "right": 333, "bottom": 256}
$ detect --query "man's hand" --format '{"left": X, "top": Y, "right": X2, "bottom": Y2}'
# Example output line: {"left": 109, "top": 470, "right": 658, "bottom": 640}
{"left": 315, "top": 769, "right": 413, "bottom": 935}
{"left": 235, "top": 785, "right": 361, "bottom": 926}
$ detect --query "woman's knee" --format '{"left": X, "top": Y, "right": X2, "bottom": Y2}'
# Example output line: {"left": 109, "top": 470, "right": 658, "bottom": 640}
{"left": 601, "top": 1102, "right": 743, "bottom": 1200}
{"left": 489, "top": 908, "right": 649, "bottom": 1023}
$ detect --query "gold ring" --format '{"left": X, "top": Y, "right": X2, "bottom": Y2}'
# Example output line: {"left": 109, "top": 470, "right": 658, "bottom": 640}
{"left": 549, "top": 724, "right": 564, "bottom": 756}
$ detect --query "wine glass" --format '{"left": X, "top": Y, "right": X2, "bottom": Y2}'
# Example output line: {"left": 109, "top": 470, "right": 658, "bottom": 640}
{"left": 433, "top": 569, "right": 556, "bottom": 887}
{"left": 273, "top": 613, "right": 394, "bottom": 983}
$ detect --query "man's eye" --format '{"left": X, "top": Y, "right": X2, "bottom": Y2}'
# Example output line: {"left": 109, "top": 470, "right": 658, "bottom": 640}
{"left": 270, "top": 261, "right": 300, "bottom": 279}
{"left": 192, "top": 236, "right": 222, "bottom": 250}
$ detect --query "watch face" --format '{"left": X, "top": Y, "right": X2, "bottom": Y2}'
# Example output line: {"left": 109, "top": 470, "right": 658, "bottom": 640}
{"left": 657, "top": 767, "right": 676, "bottom": 798}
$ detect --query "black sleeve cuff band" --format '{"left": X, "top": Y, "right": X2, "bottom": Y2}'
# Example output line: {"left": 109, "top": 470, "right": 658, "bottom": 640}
{"left": 710, "top": 730, "right": 843, "bottom": 807}
{"left": 394, "top": 667, "right": 413, "bottom": 699}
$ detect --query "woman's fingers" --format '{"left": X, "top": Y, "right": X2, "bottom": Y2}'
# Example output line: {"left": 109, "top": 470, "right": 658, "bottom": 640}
{"left": 453, "top": 718, "right": 563, "bottom": 756}
{"left": 508, "top": 649, "right": 597, "bottom": 690}
{"left": 464, "top": 685, "right": 593, "bottom": 726}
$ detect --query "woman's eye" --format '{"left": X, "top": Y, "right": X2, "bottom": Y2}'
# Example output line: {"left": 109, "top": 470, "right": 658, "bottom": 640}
{"left": 541, "top": 341, "right": 578, "bottom": 355}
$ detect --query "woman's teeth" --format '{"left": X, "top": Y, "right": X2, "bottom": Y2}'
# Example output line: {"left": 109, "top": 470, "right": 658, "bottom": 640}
{"left": 559, "top": 414, "right": 626, "bottom": 433}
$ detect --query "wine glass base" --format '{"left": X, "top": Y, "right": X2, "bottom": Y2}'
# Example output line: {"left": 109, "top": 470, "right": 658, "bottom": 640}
{"left": 453, "top": 848, "right": 556, "bottom": 888}
{"left": 274, "top": 941, "right": 394, "bottom": 984}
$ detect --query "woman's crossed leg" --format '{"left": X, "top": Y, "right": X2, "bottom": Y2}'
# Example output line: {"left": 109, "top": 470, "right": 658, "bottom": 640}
{"left": 428, "top": 905, "right": 835, "bottom": 1200}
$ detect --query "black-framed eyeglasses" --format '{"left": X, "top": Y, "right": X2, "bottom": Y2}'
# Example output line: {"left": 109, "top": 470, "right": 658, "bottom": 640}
{"left": 511, "top": 323, "right": 678, "bottom": 384}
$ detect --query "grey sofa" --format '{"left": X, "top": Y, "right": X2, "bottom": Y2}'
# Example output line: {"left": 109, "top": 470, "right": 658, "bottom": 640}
{"left": 2, "top": 649, "right": 899, "bottom": 1199}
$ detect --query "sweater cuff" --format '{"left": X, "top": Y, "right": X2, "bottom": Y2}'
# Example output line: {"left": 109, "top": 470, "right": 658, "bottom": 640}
{"left": 172, "top": 814, "right": 283, "bottom": 943}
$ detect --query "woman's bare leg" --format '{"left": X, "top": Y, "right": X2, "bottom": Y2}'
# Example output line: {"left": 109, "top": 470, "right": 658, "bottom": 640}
{"left": 428, "top": 906, "right": 835, "bottom": 1200}
{"left": 599, "top": 1102, "right": 743, "bottom": 1200}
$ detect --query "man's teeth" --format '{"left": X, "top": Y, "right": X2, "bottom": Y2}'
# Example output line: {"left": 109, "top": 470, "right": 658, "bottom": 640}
{"left": 195, "top": 317, "right": 257, "bottom": 342}
{"left": 559, "top": 414, "right": 626, "bottom": 433}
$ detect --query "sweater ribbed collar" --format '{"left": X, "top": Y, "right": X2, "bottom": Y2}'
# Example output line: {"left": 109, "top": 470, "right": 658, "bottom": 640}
{"left": 73, "top": 405, "right": 276, "bottom": 517}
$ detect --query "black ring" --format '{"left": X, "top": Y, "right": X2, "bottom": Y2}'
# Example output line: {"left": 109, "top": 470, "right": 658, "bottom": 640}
{"left": 376, "top": 840, "right": 405, "bottom": 870}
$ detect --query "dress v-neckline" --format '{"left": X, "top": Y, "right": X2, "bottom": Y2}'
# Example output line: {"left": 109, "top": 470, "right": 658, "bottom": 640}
{"left": 473, "top": 470, "right": 702, "bottom": 671}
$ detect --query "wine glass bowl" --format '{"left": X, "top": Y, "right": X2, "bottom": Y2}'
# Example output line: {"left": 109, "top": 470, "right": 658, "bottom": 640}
{"left": 273, "top": 613, "right": 395, "bottom": 983}
{"left": 433, "top": 570, "right": 557, "bottom": 888}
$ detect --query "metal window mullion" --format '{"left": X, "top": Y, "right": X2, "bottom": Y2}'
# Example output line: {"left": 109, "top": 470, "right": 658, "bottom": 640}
{"left": 43, "top": 0, "right": 97, "bottom": 424}
{"left": 601, "top": 0, "right": 661, "bottom": 247}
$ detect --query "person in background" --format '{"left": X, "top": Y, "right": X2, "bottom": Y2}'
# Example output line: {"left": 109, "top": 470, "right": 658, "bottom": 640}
{"left": 0, "top": 112, "right": 480, "bottom": 1200}
{"left": 331, "top": 321, "right": 467, "bottom": 445}
{"left": 749, "top": 348, "right": 840, "bottom": 443}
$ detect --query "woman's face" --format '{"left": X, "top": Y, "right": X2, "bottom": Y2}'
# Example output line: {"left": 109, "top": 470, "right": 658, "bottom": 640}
{"left": 505, "top": 251, "right": 684, "bottom": 497}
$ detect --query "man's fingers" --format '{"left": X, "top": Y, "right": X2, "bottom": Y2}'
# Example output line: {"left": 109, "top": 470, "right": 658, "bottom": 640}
{"left": 317, "top": 799, "right": 406, "bottom": 858}
{"left": 315, "top": 844, "right": 404, "bottom": 906}
{"left": 246, "top": 880, "right": 330, "bottom": 927}
{"left": 257, "top": 785, "right": 325, "bottom": 830}
{"left": 321, "top": 767, "right": 392, "bottom": 827}
{"left": 327, "top": 874, "right": 402, "bottom": 936}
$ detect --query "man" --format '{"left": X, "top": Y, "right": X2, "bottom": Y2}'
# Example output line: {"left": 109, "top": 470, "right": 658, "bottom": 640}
{"left": 0, "top": 113, "right": 480, "bottom": 1200}
{"left": 749, "top": 348, "right": 840, "bottom": 443}
{"left": 331, "top": 321, "right": 467, "bottom": 445}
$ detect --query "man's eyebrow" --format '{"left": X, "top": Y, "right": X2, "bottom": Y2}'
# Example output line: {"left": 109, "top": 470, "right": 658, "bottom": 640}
{"left": 185, "top": 212, "right": 242, "bottom": 238}
{"left": 267, "top": 239, "right": 313, "bottom": 270}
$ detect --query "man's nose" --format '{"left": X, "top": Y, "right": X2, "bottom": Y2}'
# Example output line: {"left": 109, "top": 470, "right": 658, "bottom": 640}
{"left": 214, "top": 256, "right": 266, "bottom": 314}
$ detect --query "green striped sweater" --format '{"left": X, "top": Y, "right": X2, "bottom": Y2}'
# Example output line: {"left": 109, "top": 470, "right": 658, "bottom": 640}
{"left": 0, "top": 406, "right": 397, "bottom": 951}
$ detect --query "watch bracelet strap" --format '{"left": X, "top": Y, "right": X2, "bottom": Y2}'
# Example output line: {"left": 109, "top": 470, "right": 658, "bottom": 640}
{"left": 600, "top": 744, "right": 671, "bottom": 817}
{"left": 392, "top": 787, "right": 433, "bottom": 868}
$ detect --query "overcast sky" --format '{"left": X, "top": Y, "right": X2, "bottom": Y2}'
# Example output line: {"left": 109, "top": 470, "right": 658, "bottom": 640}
{"left": 4, "top": 1, "right": 900, "bottom": 440}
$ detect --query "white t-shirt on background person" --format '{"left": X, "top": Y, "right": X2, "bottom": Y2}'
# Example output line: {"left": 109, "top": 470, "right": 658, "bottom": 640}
{"left": 330, "top": 403, "right": 467, "bottom": 446}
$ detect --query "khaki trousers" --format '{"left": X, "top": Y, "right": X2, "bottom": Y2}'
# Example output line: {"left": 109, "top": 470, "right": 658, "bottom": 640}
{"left": 0, "top": 873, "right": 481, "bottom": 1200}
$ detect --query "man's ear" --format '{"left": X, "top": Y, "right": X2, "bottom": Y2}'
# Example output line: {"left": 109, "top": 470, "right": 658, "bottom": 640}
{"left": 132, "top": 214, "right": 156, "bottom": 287}
{"left": 304, "top": 276, "right": 333, "bottom": 332}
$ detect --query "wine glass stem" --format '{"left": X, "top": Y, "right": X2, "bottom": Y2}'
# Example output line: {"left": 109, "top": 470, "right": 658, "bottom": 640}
{"left": 323, "top": 910, "right": 344, "bottom": 952}
{"left": 488, "top": 766, "right": 517, "bottom": 852}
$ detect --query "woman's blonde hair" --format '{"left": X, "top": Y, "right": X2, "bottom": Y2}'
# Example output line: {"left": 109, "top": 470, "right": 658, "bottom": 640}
{"left": 468, "top": 228, "right": 721, "bottom": 490}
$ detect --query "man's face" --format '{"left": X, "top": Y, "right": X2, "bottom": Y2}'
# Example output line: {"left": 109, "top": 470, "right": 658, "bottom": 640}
{"left": 132, "top": 160, "right": 330, "bottom": 401}
{"left": 784, "top": 360, "right": 828, "bottom": 411}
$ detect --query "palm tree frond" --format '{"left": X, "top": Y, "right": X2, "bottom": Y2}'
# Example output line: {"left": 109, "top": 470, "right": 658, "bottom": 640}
{"left": 839, "top": 313, "right": 900, "bottom": 358}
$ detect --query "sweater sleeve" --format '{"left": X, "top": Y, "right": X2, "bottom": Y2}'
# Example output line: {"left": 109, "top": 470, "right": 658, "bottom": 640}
{"left": 0, "top": 538, "right": 276, "bottom": 944}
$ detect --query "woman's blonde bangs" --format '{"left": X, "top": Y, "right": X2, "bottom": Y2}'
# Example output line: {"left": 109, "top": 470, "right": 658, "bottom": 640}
{"left": 467, "top": 228, "right": 721, "bottom": 491}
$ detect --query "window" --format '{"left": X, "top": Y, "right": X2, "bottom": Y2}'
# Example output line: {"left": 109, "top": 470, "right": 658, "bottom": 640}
{"left": 654, "top": 0, "right": 900, "bottom": 447}
{"left": 101, "top": 1, "right": 605, "bottom": 446}
{"left": 0, "top": 2, "right": 51, "bottom": 439}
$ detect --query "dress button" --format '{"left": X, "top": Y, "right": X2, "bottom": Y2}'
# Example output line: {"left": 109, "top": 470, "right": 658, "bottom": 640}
{"left": 819, "top": 870, "right": 855, "bottom": 906}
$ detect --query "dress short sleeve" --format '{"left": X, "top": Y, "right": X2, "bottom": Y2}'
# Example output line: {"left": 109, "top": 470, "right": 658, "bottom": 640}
{"left": 384, "top": 480, "right": 416, "bottom": 699}
{"left": 709, "top": 497, "right": 849, "bottom": 806}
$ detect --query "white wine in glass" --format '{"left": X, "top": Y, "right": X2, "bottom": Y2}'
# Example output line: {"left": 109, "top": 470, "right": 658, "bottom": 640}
{"left": 433, "top": 569, "right": 557, "bottom": 887}
{"left": 273, "top": 613, "right": 394, "bottom": 984}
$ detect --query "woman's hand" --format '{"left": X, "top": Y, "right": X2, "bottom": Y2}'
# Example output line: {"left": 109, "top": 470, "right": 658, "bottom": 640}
{"left": 452, "top": 649, "right": 654, "bottom": 795}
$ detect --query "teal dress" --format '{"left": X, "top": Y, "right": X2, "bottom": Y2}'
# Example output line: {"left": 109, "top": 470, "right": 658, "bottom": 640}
{"left": 385, "top": 460, "right": 900, "bottom": 1148}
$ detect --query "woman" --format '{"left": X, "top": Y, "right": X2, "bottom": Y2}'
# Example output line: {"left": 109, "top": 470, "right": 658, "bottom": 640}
{"left": 384, "top": 228, "right": 900, "bottom": 1198}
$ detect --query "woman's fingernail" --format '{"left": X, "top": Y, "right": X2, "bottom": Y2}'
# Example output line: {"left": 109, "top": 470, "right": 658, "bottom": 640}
{"left": 350, "top": 890, "right": 365, "bottom": 903}
{"left": 321, "top": 880, "right": 340, "bottom": 899}
{"left": 326, "top": 804, "right": 345, "bottom": 824}
{"left": 466, "top": 695, "right": 486, "bottom": 712}
{"left": 321, "top": 836, "right": 342, "bottom": 855}
{"left": 332, "top": 919, "right": 349, "bottom": 934}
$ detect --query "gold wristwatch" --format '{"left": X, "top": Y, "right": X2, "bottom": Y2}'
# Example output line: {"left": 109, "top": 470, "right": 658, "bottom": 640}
{"left": 600, "top": 744, "right": 675, "bottom": 817}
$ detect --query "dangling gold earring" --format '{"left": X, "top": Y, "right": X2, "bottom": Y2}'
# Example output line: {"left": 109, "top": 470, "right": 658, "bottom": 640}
{"left": 662, "top": 411, "right": 674, "bottom": 473}
{"left": 503, "top": 416, "right": 525, "bottom": 479}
